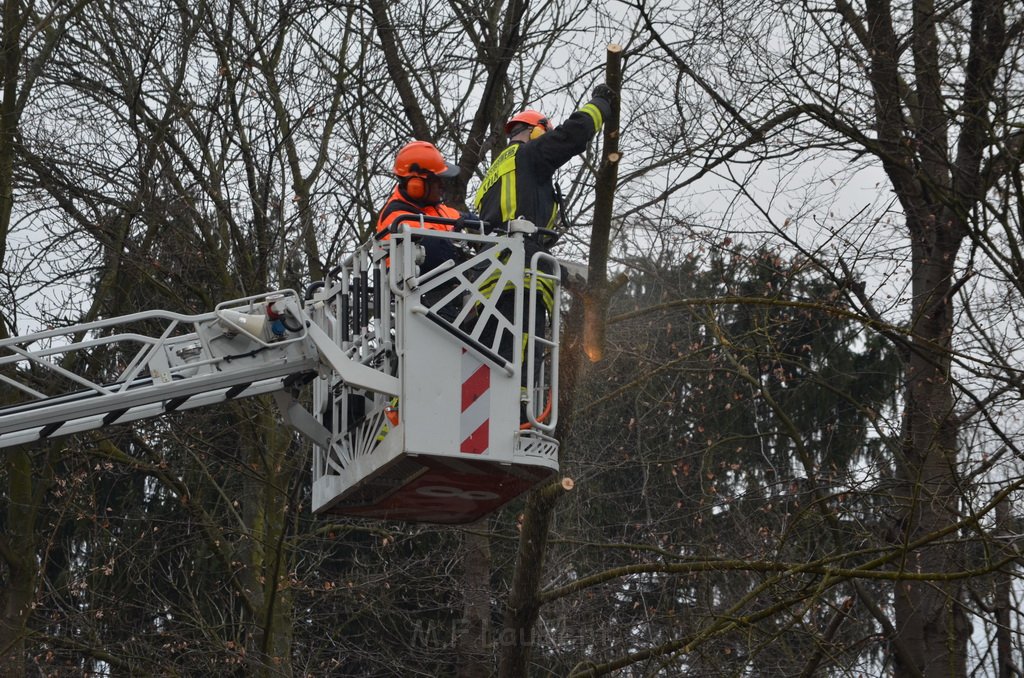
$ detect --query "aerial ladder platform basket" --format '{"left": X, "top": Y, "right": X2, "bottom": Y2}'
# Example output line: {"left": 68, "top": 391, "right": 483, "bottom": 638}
{"left": 0, "top": 220, "right": 559, "bottom": 524}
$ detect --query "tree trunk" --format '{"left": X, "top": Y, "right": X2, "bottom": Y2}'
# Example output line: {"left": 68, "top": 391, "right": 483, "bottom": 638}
{"left": 456, "top": 524, "right": 492, "bottom": 678}
{"left": 0, "top": 0, "right": 24, "bottom": 342}
{"left": 858, "top": 0, "right": 1008, "bottom": 671}
{"left": 237, "top": 404, "right": 298, "bottom": 677}
{"left": 496, "top": 43, "right": 624, "bottom": 676}
{"left": 0, "top": 448, "right": 37, "bottom": 675}
{"left": 582, "top": 44, "right": 623, "bottom": 362}
{"left": 496, "top": 482, "right": 566, "bottom": 678}
{"left": 994, "top": 498, "right": 1015, "bottom": 678}
{"left": 892, "top": 207, "right": 967, "bottom": 678}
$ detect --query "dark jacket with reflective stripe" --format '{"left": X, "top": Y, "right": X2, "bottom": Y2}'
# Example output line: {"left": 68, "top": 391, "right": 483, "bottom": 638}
{"left": 473, "top": 98, "right": 610, "bottom": 231}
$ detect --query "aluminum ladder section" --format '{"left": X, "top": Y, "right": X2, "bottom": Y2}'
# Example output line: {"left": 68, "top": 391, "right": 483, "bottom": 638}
{"left": 0, "top": 289, "right": 396, "bottom": 449}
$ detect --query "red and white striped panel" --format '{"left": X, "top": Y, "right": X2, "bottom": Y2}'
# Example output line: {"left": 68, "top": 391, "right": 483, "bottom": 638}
{"left": 460, "top": 350, "right": 490, "bottom": 454}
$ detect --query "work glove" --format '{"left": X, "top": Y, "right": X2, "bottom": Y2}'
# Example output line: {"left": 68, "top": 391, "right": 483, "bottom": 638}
{"left": 592, "top": 83, "right": 615, "bottom": 104}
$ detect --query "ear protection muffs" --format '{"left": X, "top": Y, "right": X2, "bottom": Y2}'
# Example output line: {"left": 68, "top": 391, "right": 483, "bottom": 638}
{"left": 404, "top": 174, "right": 428, "bottom": 200}
{"left": 529, "top": 121, "right": 549, "bottom": 140}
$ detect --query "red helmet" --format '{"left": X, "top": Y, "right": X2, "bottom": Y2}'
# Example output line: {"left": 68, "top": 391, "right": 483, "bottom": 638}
{"left": 504, "top": 110, "right": 552, "bottom": 135}
{"left": 393, "top": 141, "right": 459, "bottom": 178}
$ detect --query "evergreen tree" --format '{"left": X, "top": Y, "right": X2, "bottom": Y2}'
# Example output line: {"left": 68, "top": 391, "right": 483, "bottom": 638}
{"left": 543, "top": 243, "right": 901, "bottom": 676}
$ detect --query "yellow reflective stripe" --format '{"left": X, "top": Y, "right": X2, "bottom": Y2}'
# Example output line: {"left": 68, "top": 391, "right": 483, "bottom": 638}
{"left": 478, "top": 248, "right": 512, "bottom": 298}
{"left": 545, "top": 204, "right": 558, "bottom": 230}
{"left": 481, "top": 276, "right": 542, "bottom": 300}
{"left": 581, "top": 102, "right": 604, "bottom": 132}
{"left": 479, "top": 276, "right": 518, "bottom": 299}
{"left": 478, "top": 270, "right": 502, "bottom": 298}
{"left": 539, "top": 282, "right": 554, "bottom": 312}
{"left": 478, "top": 250, "right": 556, "bottom": 309}
{"left": 473, "top": 182, "right": 485, "bottom": 212}
{"left": 500, "top": 157, "right": 517, "bottom": 222}
{"left": 526, "top": 273, "right": 556, "bottom": 312}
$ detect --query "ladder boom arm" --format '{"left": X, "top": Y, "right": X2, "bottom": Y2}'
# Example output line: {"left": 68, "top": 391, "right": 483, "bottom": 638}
{"left": 0, "top": 289, "right": 392, "bottom": 449}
